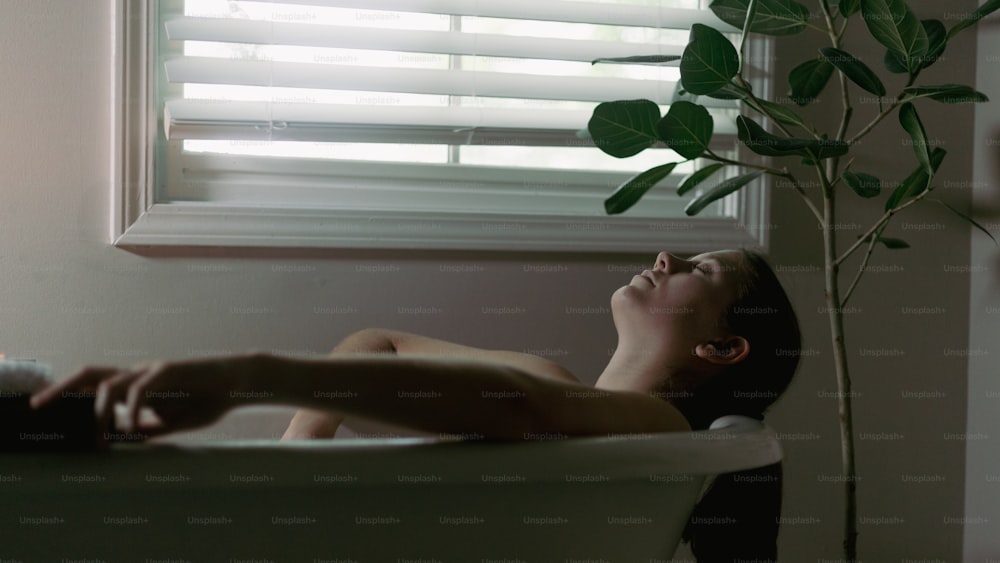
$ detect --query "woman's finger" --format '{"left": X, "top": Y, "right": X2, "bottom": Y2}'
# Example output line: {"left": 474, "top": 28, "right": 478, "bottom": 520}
{"left": 131, "top": 410, "right": 171, "bottom": 438}
{"left": 29, "top": 367, "right": 118, "bottom": 409}
{"left": 94, "top": 370, "right": 141, "bottom": 437}
{"left": 123, "top": 366, "right": 162, "bottom": 434}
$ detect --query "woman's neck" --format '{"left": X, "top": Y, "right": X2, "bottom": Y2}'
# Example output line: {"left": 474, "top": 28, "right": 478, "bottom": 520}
{"left": 595, "top": 343, "right": 672, "bottom": 394}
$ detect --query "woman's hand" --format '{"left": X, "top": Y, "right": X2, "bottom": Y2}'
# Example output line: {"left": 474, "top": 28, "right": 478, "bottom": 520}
{"left": 29, "top": 355, "right": 256, "bottom": 442}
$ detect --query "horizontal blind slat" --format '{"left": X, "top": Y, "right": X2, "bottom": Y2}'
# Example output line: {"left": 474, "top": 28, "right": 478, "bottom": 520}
{"left": 236, "top": 0, "right": 738, "bottom": 30}
{"left": 166, "top": 58, "right": 743, "bottom": 105}
{"left": 165, "top": 16, "right": 686, "bottom": 62}
{"left": 164, "top": 99, "right": 739, "bottom": 144}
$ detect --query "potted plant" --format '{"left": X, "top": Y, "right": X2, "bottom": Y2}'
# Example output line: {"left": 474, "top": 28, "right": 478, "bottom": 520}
{"left": 587, "top": 0, "right": 999, "bottom": 560}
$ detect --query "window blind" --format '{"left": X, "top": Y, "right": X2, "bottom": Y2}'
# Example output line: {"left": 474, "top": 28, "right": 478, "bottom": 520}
{"left": 156, "top": 0, "right": 742, "bottom": 205}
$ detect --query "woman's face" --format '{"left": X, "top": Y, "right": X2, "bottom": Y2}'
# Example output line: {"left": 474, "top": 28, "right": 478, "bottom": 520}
{"left": 610, "top": 249, "right": 745, "bottom": 359}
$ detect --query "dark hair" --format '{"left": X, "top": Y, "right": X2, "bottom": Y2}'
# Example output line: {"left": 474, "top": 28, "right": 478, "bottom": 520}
{"left": 673, "top": 249, "right": 802, "bottom": 562}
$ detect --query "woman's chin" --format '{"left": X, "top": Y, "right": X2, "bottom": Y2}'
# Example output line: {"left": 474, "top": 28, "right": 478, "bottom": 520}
{"left": 612, "top": 282, "right": 650, "bottom": 305}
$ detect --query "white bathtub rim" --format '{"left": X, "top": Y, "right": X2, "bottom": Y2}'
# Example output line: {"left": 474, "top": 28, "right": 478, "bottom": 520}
{"left": 2, "top": 416, "right": 781, "bottom": 493}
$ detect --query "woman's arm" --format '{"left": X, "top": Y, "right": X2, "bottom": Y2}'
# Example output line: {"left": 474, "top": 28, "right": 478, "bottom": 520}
{"left": 248, "top": 354, "right": 691, "bottom": 439}
{"left": 283, "top": 328, "right": 580, "bottom": 439}
{"left": 31, "top": 353, "right": 690, "bottom": 440}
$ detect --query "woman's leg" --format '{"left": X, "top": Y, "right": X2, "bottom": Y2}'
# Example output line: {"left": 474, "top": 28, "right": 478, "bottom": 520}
{"left": 280, "top": 329, "right": 396, "bottom": 440}
{"left": 281, "top": 408, "right": 343, "bottom": 439}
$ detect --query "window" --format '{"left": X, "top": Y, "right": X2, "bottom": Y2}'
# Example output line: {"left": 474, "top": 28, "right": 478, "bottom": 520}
{"left": 113, "top": 0, "right": 772, "bottom": 252}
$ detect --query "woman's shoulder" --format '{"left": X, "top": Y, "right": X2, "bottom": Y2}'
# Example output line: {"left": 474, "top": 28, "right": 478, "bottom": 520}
{"left": 381, "top": 328, "right": 581, "bottom": 384}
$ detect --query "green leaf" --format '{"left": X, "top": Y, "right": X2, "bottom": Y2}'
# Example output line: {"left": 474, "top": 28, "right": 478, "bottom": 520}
{"left": 919, "top": 19, "right": 947, "bottom": 68}
{"left": 788, "top": 58, "right": 835, "bottom": 106}
{"left": 885, "top": 19, "right": 947, "bottom": 73}
{"left": 739, "top": 0, "right": 760, "bottom": 64}
{"left": 899, "top": 102, "right": 931, "bottom": 174}
{"left": 904, "top": 84, "right": 990, "bottom": 104}
{"left": 685, "top": 171, "right": 764, "bottom": 216}
{"left": 657, "top": 101, "right": 715, "bottom": 160}
{"left": 750, "top": 98, "right": 811, "bottom": 130}
{"left": 736, "top": 116, "right": 848, "bottom": 159}
{"left": 737, "top": 115, "right": 813, "bottom": 156}
{"left": 884, "top": 147, "right": 946, "bottom": 211}
{"left": 877, "top": 237, "right": 910, "bottom": 249}
{"left": 838, "top": 0, "right": 861, "bottom": 17}
{"left": 588, "top": 100, "right": 661, "bottom": 158}
{"left": 810, "top": 139, "right": 851, "bottom": 160}
{"left": 931, "top": 198, "right": 999, "bottom": 245}
{"left": 680, "top": 24, "right": 741, "bottom": 95}
{"left": 860, "top": 0, "right": 929, "bottom": 75}
{"left": 947, "top": 0, "right": 1000, "bottom": 40}
{"left": 703, "top": 84, "right": 748, "bottom": 100}
{"left": 709, "top": 0, "right": 811, "bottom": 36}
{"left": 677, "top": 163, "right": 726, "bottom": 196}
{"left": 883, "top": 49, "right": 908, "bottom": 74}
{"left": 844, "top": 171, "right": 882, "bottom": 198}
{"left": 605, "top": 163, "right": 681, "bottom": 215}
{"left": 820, "top": 47, "right": 886, "bottom": 96}
{"left": 592, "top": 55, "right": 682, "bottom": 66}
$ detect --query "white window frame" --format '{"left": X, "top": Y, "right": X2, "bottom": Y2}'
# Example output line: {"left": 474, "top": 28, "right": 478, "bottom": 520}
{"left": 112, "top": 0, "right": 774, "bottom": 253}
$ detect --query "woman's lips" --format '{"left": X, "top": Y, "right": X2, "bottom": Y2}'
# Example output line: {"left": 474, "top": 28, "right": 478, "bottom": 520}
{"left": 633, "top": 271, "right": 654, "bottom": 286}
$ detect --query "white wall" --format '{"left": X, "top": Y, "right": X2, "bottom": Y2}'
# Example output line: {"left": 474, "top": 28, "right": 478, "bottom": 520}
{"left": 965, "top": 4, "right": 1000, "bottom": 561}
{"left": 0, "top": 1, "right": 981, "bottom": 561}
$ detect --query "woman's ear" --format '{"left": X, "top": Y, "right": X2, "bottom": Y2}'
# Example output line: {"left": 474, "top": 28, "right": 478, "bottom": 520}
{"left": 693, "top": 336, "right": 750, "bottom": 366}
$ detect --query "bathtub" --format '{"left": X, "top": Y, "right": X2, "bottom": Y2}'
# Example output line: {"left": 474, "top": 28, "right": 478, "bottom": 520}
{"left": 1, "top": 415, "right": 780, "bottom": 562}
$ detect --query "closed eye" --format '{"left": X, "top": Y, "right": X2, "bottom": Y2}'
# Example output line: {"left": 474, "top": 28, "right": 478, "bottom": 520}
{"left": 693, "top": 261, "right": 716, "bottom": 275}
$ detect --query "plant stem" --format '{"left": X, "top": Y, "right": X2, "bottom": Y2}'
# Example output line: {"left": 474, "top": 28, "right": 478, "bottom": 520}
{"left": 818, "top": 3, "right": 859, "bottom": 557}
{"left": 735, "top": 76, "right": 798, "bottom": 139}
{"left": 742, "top": 96, "right": 823, "bottom": 140}
{"left": 840, "top": 224, "right": 884, "bottom": 306}
{"left": 846, "top": 99, "right": 905, "bottom": 145}
{"left": 835, "top": 190, "right": 932, "bottom": 267}
{"left": 847, "top": 76, "right": 918, "bottom": 145}
{"left": 785, "top": 172, "right": 825, "bottom": 224}
{"left": 821, "top": 0, "right": 853, "bottom": 150}
{"left": 738, "top": 0, "right": 757, "bottom": 76}
{"left": 820, "top": 157, "right": 859, "bottom": 563}
{"left": 705, "top": 153, "right": 824, "bottom": 223}
{"left": 703, "top": 152, "right": 786, "bottom": 177}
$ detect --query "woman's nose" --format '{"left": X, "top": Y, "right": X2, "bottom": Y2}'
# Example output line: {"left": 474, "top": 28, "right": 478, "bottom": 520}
{"left": 654, "top": 251, "right": 678, "bottom": 272}
{"left": 655, "top": 252, "right": 694, "bottom": 274}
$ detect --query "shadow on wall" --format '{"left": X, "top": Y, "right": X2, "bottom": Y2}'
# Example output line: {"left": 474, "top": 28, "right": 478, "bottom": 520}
{"left": 975, "top": 127, "right": 1000, "bottom": 213}
{"left": 973, "top": 125, "right": 1000, "bottom": 287}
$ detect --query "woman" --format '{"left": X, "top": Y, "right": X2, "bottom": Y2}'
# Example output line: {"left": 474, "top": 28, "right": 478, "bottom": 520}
{"left": 281, "top": 248, "right": 799, "bottom": 440}
{"left": 30, "top": 248, "right": 800, "bottom": 561}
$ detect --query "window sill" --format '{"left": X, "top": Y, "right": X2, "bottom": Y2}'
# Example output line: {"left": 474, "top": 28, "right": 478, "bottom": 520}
{"left": 113, "top": 201, "right": 767, "bottom": 253}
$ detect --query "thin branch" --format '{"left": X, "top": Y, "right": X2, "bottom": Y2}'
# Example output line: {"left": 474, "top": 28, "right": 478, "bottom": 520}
{"left": 737, "top": 0, "right": 756, "bottom": 76}
{"left": 703, "top": 151, "right": 787, "bottom": 177}
{"left": 845, "top": 99, "right": 906, "bottom": 145}
{"left": 785, "top": 171, "right": 826, "bottom": 224}
{"left": 734, "top": 76, "right": 798, "bottom": 139}
{"left": 834, "top": 188, "right": 933, "bottom": 266}
{"left": 832, "top": 156, "right": 857, "bottom": 188}
{"left": 820, "top": 0, "right": 853, "bottom": 174}
{"left": 742, "top": 96, "right": 823, "bottom": 140}
{"left": 815, "top": 160, "right": 834, "bottom": 200}
{"left": 704, "top": 150, "right": 824, "bottom": 224}
{"left": 847, "top": 75, "right": 920, "bottom": 145}
{"left": 841, "top": 226, "right": 883, "bottom": 306}
{"left": 804, "top": 21, "right": 833, "bottom": 34}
